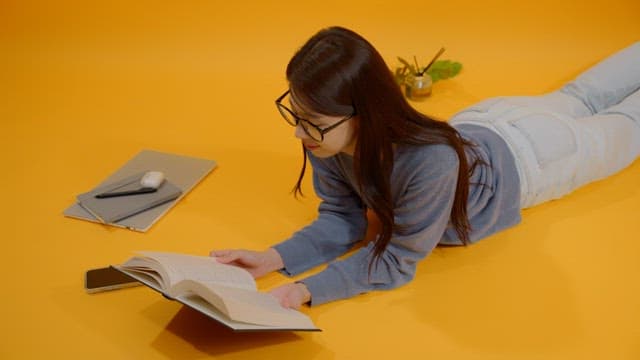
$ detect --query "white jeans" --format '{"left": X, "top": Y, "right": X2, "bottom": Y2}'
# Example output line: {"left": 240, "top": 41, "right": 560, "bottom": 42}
{"left": 450, "top": 42, "right": 640, "bottom": 208}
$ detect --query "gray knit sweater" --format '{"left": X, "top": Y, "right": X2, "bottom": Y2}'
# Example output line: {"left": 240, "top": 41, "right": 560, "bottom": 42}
{"left": 273, "top": 124, "right": 521, "bottom": 305}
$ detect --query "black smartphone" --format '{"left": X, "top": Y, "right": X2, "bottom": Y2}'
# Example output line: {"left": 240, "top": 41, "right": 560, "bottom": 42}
{"left": 84, "top": 266, "right": 141, "bottom": 294}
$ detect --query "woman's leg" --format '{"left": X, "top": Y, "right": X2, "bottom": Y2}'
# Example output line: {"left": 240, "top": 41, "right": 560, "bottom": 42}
{"left": 560, "top": 41, "right": 640, "bottom": 115}
{"left": 453, "top": 92, "right": 640, "bottom": 208}
{"left": 451, "top": 42, "right": 640, "bottom": 208}
{"left": 499, "top": 91, "right": 592, "bottom": 118}
{"left": 571, "top": 90, "right": 640, "bottom": 194}
{"left": 492, "top": 41, "right": 640, "bottom": 118}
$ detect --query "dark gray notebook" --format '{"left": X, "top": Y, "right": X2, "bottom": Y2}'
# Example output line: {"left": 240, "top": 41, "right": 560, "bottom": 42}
{"left": 64, "top": 149, "right": 217, "bottom": 232}
{"left": 77, "top": 172, "right": 183, "bottom": 224}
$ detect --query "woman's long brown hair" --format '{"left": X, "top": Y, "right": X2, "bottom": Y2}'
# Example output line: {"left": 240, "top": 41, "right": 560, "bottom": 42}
{"left": 286, "top": 27, "right": 480, "bottom": 268}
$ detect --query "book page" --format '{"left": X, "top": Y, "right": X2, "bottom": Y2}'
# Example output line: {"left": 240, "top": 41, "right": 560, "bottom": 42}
{"left": 170, "top": 280, "right": 317, "bottom": 329}
{"left": 122, "top": 251, "right": 256, "bottom": 291}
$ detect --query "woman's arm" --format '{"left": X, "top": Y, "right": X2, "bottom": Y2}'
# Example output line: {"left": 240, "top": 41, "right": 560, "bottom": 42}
{"left": 210, "top": 153, "right": 366, "bottom": 284}
{"left": 273, "top": 153, "right": 368, "bottom": 275}
{"left": 295, "top": 145, "right": 460, "bottom": 305}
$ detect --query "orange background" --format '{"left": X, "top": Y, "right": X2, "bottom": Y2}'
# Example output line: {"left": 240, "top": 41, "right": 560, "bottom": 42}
{"left": 2, "top": 0, "right": 639, "bottom": 359}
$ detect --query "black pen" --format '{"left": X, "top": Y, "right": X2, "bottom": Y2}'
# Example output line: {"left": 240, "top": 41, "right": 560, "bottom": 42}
{"left": 95, "top": 187, "right": 157, "bottom": 198}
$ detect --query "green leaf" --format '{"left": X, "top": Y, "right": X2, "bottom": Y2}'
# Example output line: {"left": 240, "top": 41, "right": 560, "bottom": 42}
{"left": 425, "top": 60, "right": 462, "bottom": 82}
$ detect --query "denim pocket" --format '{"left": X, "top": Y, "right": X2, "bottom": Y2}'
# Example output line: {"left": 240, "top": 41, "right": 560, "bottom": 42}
{"left": 509, "top": 113, "right": 577, "bottom": 168}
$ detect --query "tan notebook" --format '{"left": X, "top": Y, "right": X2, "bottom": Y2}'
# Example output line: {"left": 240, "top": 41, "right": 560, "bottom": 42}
{"left": 76, "top": 171, "right": 183, "bottom": 224}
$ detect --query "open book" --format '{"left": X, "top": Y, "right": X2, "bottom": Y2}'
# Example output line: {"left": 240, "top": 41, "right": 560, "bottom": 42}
{"left": 113, "top": 251, "right": 320, "bottom": 332}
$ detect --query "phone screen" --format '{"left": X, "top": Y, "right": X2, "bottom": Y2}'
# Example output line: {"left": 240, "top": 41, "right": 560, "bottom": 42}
{"left": 85, "top": 267, "right": 141, "bottom": 293}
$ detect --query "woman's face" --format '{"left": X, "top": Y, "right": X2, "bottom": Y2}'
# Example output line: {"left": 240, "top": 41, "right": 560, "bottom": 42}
{"left": 289, "top": 95, "right": 357, "bottom": 158}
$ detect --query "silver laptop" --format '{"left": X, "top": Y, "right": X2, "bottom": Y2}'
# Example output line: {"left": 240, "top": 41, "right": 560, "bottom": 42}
{"left": 64, "top": 149, "right": 217, "bottom": 232}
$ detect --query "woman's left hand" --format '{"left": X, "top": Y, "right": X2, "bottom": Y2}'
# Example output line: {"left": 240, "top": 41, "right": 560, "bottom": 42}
{"left": 269, "top": 282, "right": 311, "bottom": 309}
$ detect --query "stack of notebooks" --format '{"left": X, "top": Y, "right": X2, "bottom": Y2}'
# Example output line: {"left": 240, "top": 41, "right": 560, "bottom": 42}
{"left": 65, "top": 150, "right": 217, "bottom": 232}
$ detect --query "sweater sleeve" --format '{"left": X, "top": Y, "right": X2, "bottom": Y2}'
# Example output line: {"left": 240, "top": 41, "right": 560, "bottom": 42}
{"left": 298, "top": 145, "right": 460, "bottom": 305}
{"left": 273, "top": 153, "right": 368, "bottom": 275}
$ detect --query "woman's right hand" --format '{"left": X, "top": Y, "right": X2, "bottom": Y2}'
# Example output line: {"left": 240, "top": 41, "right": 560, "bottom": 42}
{"left": 209, "top": 248, "right": 284, "bottom": 278}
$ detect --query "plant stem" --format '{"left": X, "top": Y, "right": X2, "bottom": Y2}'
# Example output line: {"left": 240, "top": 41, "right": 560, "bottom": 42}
{"left": 420, "top": 47, "right": 446, "bottom": 75}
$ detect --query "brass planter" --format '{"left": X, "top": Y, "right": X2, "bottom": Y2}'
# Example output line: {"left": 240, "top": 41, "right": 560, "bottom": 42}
{"left": 404, "top": 74, "right": 432, "bottom": 101}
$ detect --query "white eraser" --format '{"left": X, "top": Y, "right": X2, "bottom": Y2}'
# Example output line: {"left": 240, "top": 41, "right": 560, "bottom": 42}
{"left": 140, "top": 171, "right": 165, "bottom": 189}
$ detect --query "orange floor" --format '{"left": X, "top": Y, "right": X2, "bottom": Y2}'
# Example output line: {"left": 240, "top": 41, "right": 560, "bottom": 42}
{"left": 2, "top": 1, "right": 639, "bottom": 359}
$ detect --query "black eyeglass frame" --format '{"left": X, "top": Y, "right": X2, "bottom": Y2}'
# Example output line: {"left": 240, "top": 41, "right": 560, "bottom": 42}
{"left": 275, "top": 89, "right": 354, "bottom": 142}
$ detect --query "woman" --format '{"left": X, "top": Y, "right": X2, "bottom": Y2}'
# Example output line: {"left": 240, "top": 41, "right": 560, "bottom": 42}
{"left": 211, "top": 27, "right": 640, "bottom": 309}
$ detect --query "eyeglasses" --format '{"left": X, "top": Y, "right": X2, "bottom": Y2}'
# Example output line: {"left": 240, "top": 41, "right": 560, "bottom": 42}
{"left": 275, "top": 89, "right": 354, "bottom": 142}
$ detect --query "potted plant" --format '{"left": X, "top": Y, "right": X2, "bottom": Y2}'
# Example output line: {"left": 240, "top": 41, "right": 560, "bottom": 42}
{"left": 394, "top": 47, "right": 462, "bottom": 101}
